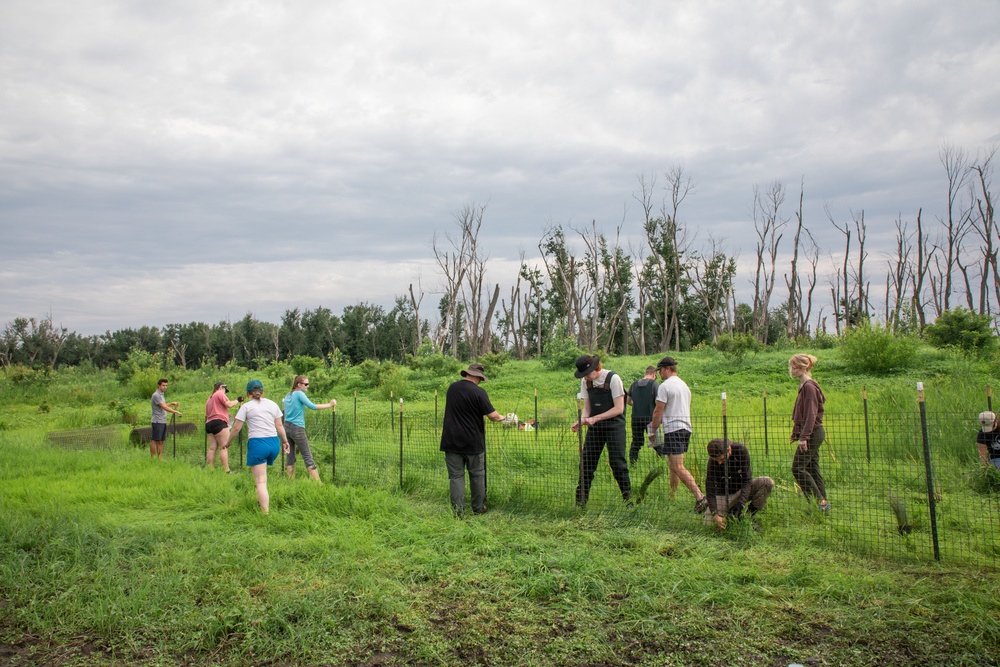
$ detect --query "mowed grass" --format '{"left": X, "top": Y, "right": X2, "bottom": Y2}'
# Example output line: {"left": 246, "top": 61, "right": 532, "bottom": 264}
{"left": 1, "top": 431, "right": 999, "bottom": 666}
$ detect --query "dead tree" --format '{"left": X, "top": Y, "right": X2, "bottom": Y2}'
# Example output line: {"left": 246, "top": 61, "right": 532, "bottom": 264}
{"left": 751, "top": 181, "right": 786, "bottom": 344}
{"left": 455, "top": 203, "right": 500, "bottom": 358}
{"left": 431, "top": 203, "right": 479, "bottom": 357}
{"left": 939, "top": 145, "right": 973, "bottom": 311}
{"left": 969, "top": 147, "right": 998, "bottom": 316}
{"left": 408, "top": 282, "right": 425, "bottom": 354}
{"left": 785, "top": 181, "right": 815, "bottom": 340}
{"left": 909, "top": 209, "right": 934, "bottom": 330}
{"left": 885, "top": 216, "right": 914, "bottom": 331}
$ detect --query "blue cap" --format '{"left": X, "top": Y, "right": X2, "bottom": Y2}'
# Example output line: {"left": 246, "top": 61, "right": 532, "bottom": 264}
{"left": 246, "top": 379, "right": 263, "bottom": 392}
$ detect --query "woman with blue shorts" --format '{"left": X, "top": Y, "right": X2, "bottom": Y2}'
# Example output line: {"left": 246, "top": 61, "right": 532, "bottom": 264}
{"left": 229, "top": 379, "right": 290, "bottom": 513}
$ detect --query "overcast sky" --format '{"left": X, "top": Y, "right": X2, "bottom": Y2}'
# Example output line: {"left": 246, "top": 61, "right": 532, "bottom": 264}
{"left": 2, "top": 0, "right": 998, "bottom": 335}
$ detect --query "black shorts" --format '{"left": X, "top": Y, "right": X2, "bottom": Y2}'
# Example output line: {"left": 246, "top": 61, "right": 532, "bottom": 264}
{"left": 655, "top": 429, "right": 691, "bottom": 456}
{"left": 151, "top": 422, "right": 167, "bottom": 441}
{"left": 205, "top": 419, "right": 228, "bottom": 435}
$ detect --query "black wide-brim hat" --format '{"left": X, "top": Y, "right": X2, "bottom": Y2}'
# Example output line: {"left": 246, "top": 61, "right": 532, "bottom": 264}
{"left": 574, "top": 355, "right": 600, "bottom": 378}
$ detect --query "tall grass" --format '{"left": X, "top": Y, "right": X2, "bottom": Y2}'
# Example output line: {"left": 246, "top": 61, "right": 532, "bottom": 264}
{"left": 3, "top": 347, "right": 1000, "bottom": 664}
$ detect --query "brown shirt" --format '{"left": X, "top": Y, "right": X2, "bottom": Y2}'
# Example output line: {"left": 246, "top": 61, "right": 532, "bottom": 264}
{"left": 791, "top": 379, "right": 825, "bottom": 442}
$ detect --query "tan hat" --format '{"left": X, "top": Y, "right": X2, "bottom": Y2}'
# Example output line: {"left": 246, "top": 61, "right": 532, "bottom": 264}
{"left": 461, "top": 363, "right": 488, "bottom": 382}
{"left": 979, "top": 411, "right": 997, "bottom": 432}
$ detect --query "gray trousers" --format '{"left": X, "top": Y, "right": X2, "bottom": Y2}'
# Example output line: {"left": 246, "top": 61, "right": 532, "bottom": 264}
{"left": 283, "top": 423, "right": 317, "bottom": 469}
{"left": 703, "top": 476, "right": 774, "bottom": 524}
{"left": 445, "top": 451, "right": 485, "bottom": 513}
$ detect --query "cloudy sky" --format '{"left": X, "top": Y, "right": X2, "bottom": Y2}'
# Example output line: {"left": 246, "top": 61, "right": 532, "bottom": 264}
{"left": 2, "top": 0, "right": 998, "bottom": 335}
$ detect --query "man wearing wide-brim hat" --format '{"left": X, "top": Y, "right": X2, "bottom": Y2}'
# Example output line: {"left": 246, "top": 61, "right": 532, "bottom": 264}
{"left": 976, "top": 411, "right": 1000, "bottom": 468}
{"left": 440, "top": 363, "right": 504, "bottom": 515}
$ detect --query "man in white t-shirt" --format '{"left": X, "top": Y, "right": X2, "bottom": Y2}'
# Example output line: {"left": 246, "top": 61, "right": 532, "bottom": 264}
{"left": 648, "top": 356, "right": 707, "bottom": 513}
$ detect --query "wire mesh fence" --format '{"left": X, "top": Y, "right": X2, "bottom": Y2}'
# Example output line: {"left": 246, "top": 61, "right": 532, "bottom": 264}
{"left": 56, "top": 391, "right": 1000, "bottom": 568}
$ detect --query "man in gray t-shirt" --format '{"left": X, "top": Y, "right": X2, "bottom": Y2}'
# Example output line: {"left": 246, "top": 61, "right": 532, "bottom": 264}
{"left": 150, "top": 379, "right": 181, "bottom": 459}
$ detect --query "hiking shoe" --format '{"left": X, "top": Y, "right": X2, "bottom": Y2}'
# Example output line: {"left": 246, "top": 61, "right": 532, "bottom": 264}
{"left": 473, "top": 507, "right": 488, "bottom": 515}
{"left": 693, "top": 497, "right": 709, "bottom": 514}
{"left": 818, "top": 500, "right": 830, "bottom": 512}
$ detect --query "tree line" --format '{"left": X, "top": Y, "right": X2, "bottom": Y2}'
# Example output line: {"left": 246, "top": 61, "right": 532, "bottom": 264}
{"left": 0, "top": 301, "right": 423, "bottom": 371}
{"left": 2, "top": 145, "right": 997, "bottom": 371}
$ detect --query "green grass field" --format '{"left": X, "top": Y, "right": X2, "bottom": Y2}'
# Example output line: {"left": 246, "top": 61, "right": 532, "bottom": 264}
{"left": 2, "top": 347, "right": 1000, "bottom": 665}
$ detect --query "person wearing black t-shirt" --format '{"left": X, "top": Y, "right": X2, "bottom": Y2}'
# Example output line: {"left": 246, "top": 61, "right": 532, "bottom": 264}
{"left": 704, "top": 438, "right": 773, "bottom": 532}
{"left": 440, "top": 363, "right": 503, "bottom": 515}
{"left": 976, "top": 411, "right": 1000, "bottom": 468}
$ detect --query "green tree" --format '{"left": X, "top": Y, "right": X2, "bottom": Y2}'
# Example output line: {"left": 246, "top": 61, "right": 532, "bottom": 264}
{"left": 924, "top": 307, "right": 995, "bottom": 353}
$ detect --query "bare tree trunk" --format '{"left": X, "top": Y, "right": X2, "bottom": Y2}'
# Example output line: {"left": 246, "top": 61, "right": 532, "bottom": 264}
{"left": 940, "top": 145, "right": 973, "bottom": 311}
{"left": 910, "top": 209, "right": 932, "bottom": 330}
{"left": 887, "top": 217, "right": 913, "bottom": 331}
{"left": 970, "top": 147, "right": 998, "bottom": 316}
{"left": 408, "top": 283, "right": 424, "bottom": 355}
{"left": 751, "top": 181, "right": 785, "bottom": 343}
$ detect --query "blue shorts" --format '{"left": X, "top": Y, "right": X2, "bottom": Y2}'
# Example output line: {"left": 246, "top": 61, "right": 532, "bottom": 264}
{"left": 247, "top": 437, "right": 280, "bottom": 466}
{"left": 151, "top": 423, "right": 167, "bottom": 441}
{"left": 655, "top": 429, "right": 691, "bottom": 456}
{"left": 991, "top": 458, "right": 1000, "bottom": 470}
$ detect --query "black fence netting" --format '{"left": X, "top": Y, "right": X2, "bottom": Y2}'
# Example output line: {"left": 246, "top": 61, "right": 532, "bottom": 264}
{"left": 63, "top": 396, "right": 1000, "bottom": 568}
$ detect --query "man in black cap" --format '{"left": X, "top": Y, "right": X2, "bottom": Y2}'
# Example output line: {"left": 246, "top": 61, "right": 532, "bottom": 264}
{"left": 440, "top": 363, "right": 503, "bottom": 515}
{"left": 703, "top": 439, "right": 773, "bottom": 531}
{"left": 649, "top": 356, "right": 707, "bottom": 512}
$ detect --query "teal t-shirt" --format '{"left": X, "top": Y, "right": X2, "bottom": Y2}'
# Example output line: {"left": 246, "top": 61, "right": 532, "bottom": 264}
{"left": 282, "top": 390, "right": 317, "bottom": 427}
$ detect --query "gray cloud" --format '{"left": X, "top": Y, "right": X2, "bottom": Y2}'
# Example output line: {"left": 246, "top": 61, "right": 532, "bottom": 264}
{"left": 1, "top": 0, "right": 998, "bottom": 334}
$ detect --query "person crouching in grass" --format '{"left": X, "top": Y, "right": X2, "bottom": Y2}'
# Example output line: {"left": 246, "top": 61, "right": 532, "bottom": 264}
{"left": 703, "top": 438, "right": 773, "bottom": 532}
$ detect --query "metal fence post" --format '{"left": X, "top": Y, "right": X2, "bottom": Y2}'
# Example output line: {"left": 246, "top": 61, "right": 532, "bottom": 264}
{"left": 331, "top": 404, "right": 337, "bottom": 481}
{"left": 722, "top": 392, "right": 729, "bottom": 506}
{"left": 917, "top": 382, "right": 941, "bottom": 561}
{"left": 762, "top": 389, "right": 768, "bottom": 456}
{"left": 534, "top": 388, "right": 539, "bottom": 442}
{"left": 863, "top": 386, "right": 871, "bottom": 463}
{"left": 171, "top": 413, "right": 177, "bottom": 459}
{"left": 576, "top": 397, "right": 584, "bottom": 506}
{"left": 353, "top": 390, "right": 357, "bottom": 430}
{"left": 398, "top": 398, "right": 404, "bottom": 490}
{"left": 988, "top": 385, "right": 993, "bottom": 413}
{"left": 391, "top": 391, "right": 395, "bottom": 433}
{"left": 203, "top": 429, "right": 208, "bottom": 467}
{"left": 434, "top": 389, "right": 439, "bottom": 438}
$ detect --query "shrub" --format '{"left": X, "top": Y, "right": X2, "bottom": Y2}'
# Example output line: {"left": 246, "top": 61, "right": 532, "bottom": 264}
{"left": 129, "top": 368, "right": 163, "bottom": 400}
{"left": 4, "top": 364, "right": 51, "bottom": 387}
{"left": 924, "top": 307, "right": 995, "bottom": 354}
{"left": 839, "top": 324, "right": 917, "bottom": 374}
{"left": 115, "top": 347, "right": 165, "bottom": 386}
{"left": 406, "top": 353, "right": 464, "bottom": 377}
{"left": 357, "top": 360, "right": 403, "bottom": 389}
{"left": 541, "top": 327, "right": 584, "bottom": 371}
{"left": 713, "top": 332, "right": 761, "bottom": 365}
{"left": 290, "top": 355, "right": 324, "bottom": 375}
{"left": 479, "top": 351, "right": 510, "bottom": 377}
{"left": 108, "top": 399, "right": 140, "bottom": 426}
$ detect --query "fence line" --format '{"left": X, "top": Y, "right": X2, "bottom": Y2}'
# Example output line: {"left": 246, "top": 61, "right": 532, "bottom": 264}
{"left": 65, "top": 386, "right": 1000, "bottom": 568}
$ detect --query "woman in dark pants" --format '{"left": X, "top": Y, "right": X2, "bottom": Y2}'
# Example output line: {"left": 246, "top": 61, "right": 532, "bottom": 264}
{"left": 789, "top": 353, "right": 829, "bottom": 511}
{"left": 570, "top": 355, "right": 631, "bottom": 507}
